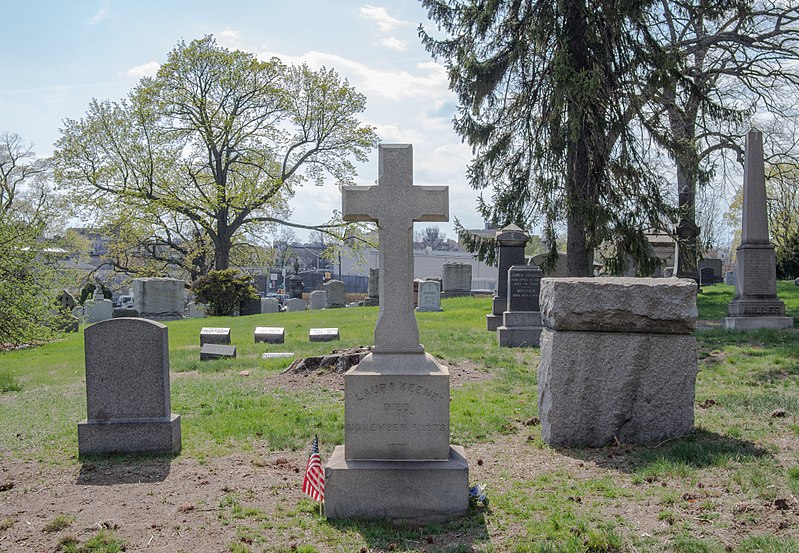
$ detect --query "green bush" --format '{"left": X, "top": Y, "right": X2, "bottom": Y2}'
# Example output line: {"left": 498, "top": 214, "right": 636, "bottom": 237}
{"left": 191, "top": 269, "right": 257, "bottom": 316}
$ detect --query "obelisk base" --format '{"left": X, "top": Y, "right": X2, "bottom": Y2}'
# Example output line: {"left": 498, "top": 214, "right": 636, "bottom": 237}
{"left": 324, "top": 445, "right": 469, "bottom": 522}
{"left": 722, "top": 316, "right": 793, "bottom": 330}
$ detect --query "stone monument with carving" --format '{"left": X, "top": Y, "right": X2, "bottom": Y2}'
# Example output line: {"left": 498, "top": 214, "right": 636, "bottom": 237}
{"left": 723, "top": 130, "right": 793, "bottom": 330}
{"left": 325, "top": 144, "right": 469, "bottom": 522}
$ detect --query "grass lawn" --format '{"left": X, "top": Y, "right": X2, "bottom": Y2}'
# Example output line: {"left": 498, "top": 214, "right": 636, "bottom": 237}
{"left": 0, "top": 282, "right": 798, "bottom": 552}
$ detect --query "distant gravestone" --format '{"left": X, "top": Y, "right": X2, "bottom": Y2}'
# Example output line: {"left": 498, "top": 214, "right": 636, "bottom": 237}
{"left": 287, "top": 273, "right": 305, "bottom": 299}
{"left": 724, "top": 271, "right": 737, "bottom": 286}
{"left": 57, "top": 290, "right": 77, "bottom": 312}
{"left": 324, "top": 280, "right": 346, "bottom": 308}
{"left": 487, "top": 225, "right": 530, "bottom": 331}
{"left": 261, "top": 352, "right": 295, "bottom": 359}
{"left": 497, "top": 265, "right": 544, "bottom": 347}
{"left": 261, "top": 298, "right": 280, "bottom": 313}
{"left": 723, "top": 130, "right": 793, "bottom": 330}
{"left": 132, "top": 278, "right": 185, "bottom": 320}
{"left": 538, "top": 278, "right": 698, "bottom": 447}
{"left": 112, "top": 307, "right": 139, "bottom": 318}
{"left": 308, "top": 290, "right": 327, "bottom": 310}
{"left": 699, "top": 258, "right": 723, "bottom": 284}
{"left": 363, "top": 268, "right": 379, "bottom": 306}
{"left": 326, "top": 143, "right": 468, "bottom": 522}
{"left": 442, "top": 262, "right": 472, "bottom": 297}
{"left": 284, "top": 297, "right": 306, "bottom": 311}
{"left": 416, "top": 280, "right": 442, "bottom": 312}
{"left": 186, "top": 301, "right": 207, "bottom": 318}
{"left": 200, "top": 327, "right": 230, "bottom": 346}
{"left": 200, "top": 343, "right": 237, "bottom": 361}
{"left": 77, "top": 318, "right": 181, "bottom": 457}
{"left": 240, "top": 297, "right": 262, "bottom": 316}
{"left": 54, "top": 290, "right": 79, "bottom": 333}
{"left": 309, "top": 328, "right": 340, "bottom": 342}
{"left": 85, "top": 287, "right": 114, "bottom": 324}
{"left": 254, "top": 326, "right": 285, "bottom": 344}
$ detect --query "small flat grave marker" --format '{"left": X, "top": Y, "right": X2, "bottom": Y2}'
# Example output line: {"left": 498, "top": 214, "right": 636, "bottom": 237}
{"left": 261, "top": 352, "right": 295, "bottom": 359}
{"left": 200, "top": 343, "right": 237, "bottom": 361}
{"left": 254, "top": 326, "right": 285, "bottom": 344}
{"left": 309, "top": 328, "right": 340, "bottom": 342}
{"left": 200, "top": 327, "right": 231, "bottom": 346}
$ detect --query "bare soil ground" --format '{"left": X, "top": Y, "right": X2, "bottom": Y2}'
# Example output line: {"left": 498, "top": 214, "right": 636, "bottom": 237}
{"left": 1, "top": 362, "right": 797, "bottom": 552}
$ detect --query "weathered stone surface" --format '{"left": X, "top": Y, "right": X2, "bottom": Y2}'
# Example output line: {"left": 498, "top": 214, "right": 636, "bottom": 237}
{"left": 344, "top": 353, "right": 450, "bottom": 460}
{"left": 200, "top": 343, "right": 237, "bottom": 360}
{"left": 540, "top": 277, "right": 697, "bottom": 334}
{"left": 284, "top": 298, "right": 306, "bottom": 312}
{"left": 254, "top": 326, "right": 285, "bottom": 344}
{"left": 367, "top": 268, "right": 380, "bottom": 298}
{"left": 442, "top": 262, "right": 472, "bottom": 295}
{"left": 200, "top": 327, "right": 230, "bottom": 346}
{"left": 324, "top": 445, "right": 468, "bottom": 522}
{"left": 260, "top": 298, "right": 280, "bottom": 313}
{"left": 724, "top": 271, "right": 737, "bottom": 286}
{"left": 309, "top": 328, "right": 340, "bottom": 342}
{"left": 186, "top": 302, "right": 207, "bottom": 318}
{"left": 538, "top": 328, "right": 697, "bottom": 447}
{"left": 308, "top": 290, "right": 327, "bottom": 310}
{"left": 85, "top": 298, "right": 113, "bottom": 324}
{"left": 699, "top": 258, "right": 723, "bottom": 283}
{"left": 132, "top": 277, "right": 185, "bottom": 319}
{"left": 324, "top": 280, "right": 347, "bottom": 308}
{"left": 240, "top": 297, "right": 262, "bottom": 316}
{"left": 112, "top": 307, "right": 139, "bottom": 318}
{"left": 416, "top": 280, "right": 442, "bottom": 312}
{"left": 77, "top": 318, "right": 181, "bottom": 457}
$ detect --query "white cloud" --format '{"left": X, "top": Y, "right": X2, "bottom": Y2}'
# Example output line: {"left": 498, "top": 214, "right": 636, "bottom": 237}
{"left": 218, "top": 27, "right": 243, "bottom": 49}
{"left": 122, "top": 61, "right": 160, "bottom": 78}
{"left": 260, "top": 50, "right": 450, "bottom": 102}
{"left": 87, "top": 0, "right": 111, "bottom": 27}
{"left": 359, "top": 5, "right": 413, "bottom": 33}
{"left": 380, "top": 36, "right": 408, "bottom": 51}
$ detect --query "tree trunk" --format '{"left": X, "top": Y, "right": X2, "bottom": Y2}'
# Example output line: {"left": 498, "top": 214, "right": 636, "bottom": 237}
{"left": 214, "top": 234, "right": 232, "bottom": 270}
{"left": 564, "top": 0, "right": 594, "bottom": 277}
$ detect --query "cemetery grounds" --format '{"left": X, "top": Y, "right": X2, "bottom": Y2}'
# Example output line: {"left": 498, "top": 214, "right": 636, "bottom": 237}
{"left": 0, "top": 285, "right": 798, "bottom": 553}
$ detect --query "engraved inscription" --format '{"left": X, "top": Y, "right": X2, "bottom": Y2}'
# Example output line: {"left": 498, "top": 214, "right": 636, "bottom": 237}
{"left": 201, "top": 327, "right": 229, "bottom": 334}
{"left": 353, "top": 381, "right": 443, "bottom": 402}
{"left": 744, "top": 250, "right": 776, "bottom": 296}
{"left": 346, "top": 422, "right": 449, "bottom": 433}
{"left": 742, "top": 304, "right": 783, "bottom": 315}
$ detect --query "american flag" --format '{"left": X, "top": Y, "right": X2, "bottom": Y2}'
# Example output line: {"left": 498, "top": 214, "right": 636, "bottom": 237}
{"left": 302, "top": 434, "right": 324, "bottom": 502}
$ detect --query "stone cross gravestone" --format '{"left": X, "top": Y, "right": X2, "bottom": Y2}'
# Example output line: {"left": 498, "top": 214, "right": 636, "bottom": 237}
{"left": 325, "top": 143, "right": 468, "bottom": 522}
{"left": 497, "top": 264, "right": 544, "bottom": 347}
{"left": 723, "top": 130, "right": 793, "bottom": 330}
{"left": 77, "top": 318, "right": 181, "bottom": 457}
{"left": 486, "top": 225, "right": 530, "bottom": 331}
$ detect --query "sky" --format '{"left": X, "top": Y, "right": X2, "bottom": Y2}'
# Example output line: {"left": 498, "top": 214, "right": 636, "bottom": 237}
{"left": 0, "top": 0, "right": 482, "bottom": 240}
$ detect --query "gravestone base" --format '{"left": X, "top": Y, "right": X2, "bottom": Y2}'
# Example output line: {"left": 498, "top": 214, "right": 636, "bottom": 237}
{"left": 538, "top": 328, "right": 697, "bottom": 447}
{"left": 722, "top": 316, "right": 793, "bottom": 330}
{"left": 363, "top": 297, "right": 379, "bottom": 307}
{"left": 498, "top": 310, "right": 543, "bottom": 348}
{"left": 324, "top": 445, "right": 468, "bottom": 523}
{"left": 486, "top": 314, "right": 501, "bottom": 331}
{"left": 78, "top": 414, "right": 181, "bottom": 457}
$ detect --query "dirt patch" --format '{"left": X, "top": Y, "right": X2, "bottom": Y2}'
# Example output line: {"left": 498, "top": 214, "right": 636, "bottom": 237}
{"left": 268, "top": 353, "right": 494, "bottom": 393}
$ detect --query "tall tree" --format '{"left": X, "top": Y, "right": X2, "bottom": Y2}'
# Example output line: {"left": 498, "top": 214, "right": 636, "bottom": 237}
{"left": 55, "top": 36, "right": 378, "bottom": 275}
{"left": 420, "top": 0, "right": 674, "bottom": 276}
{"left": 642, "top": 0, "right": 799, "bottom": 276}
{"left": 0, "top": 134, "right": 72, "bottom": 346}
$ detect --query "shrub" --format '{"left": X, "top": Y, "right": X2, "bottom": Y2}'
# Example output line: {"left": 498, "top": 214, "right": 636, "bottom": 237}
{"left": 192, "top": 269, "right": 257, "bottom": 316}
